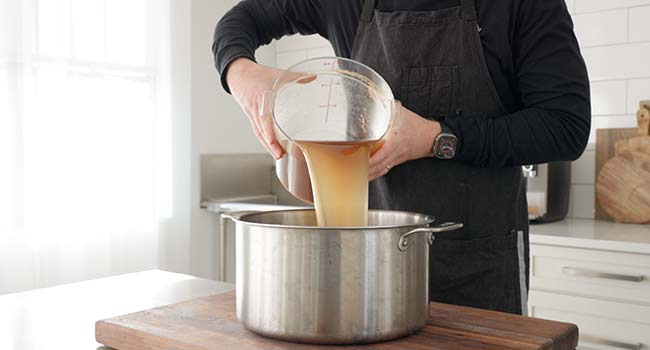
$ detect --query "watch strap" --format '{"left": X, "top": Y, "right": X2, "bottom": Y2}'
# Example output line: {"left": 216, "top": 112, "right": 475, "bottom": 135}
{"left": 440, "top": 123, "right": 454, "bottom": 136}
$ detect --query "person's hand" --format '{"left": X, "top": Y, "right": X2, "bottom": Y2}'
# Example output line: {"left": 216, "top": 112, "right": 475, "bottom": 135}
{"left": 226, "top": 58, "right": 313, "bottom": 160}
{"left": 368, "top": 106, "right": 441, "bottom": 181}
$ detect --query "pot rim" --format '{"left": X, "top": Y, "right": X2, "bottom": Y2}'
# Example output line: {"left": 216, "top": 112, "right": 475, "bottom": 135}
{"left": 227, "top": 209, "right": 436, "bottom": 230}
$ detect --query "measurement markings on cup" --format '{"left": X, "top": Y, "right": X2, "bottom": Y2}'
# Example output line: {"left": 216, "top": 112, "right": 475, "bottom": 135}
{"left": 320, "top": 78, "right": 340, "bottom": 123}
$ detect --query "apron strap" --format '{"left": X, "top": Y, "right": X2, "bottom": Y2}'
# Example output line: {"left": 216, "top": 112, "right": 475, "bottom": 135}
{"left": 460, "top": 0, "right": 477, "bottom": 21}
{"left": 360, "top": 0, "right": 376, "bottom": 23}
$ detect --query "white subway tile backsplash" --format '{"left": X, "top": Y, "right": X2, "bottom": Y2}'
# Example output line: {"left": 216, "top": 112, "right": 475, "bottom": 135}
{"left": 572, "top": 4, "right": 650, "bottom": 219}
{"left": 590, "top": 80, "right": 627, "bottom": 115}
{"left": 575, "top": 0, "right": 650, "bottom": 13}
{"left": 276, "top": 34, "right": 334, "bottom": 69}
{"left": 629, "top": 6, "right": 650, "bottom": 42}
{"left": 573, "top": 10, "right": 628, "bottom": 47}
{"left": 276, "top": 34, "right": 330, "bottom": 53}
{"left": 582, "top": 43, "right": 650, "bottom": 81}
{"left": 306, "top": 46, "right": 335, "bottom": 59}
{"left": 627, "top": 79, "right": 650, "bottom": 113}
{"left": 571, "top": 149, "right": 595, "bottom": 185}
{"left": 589, "top": 115, "right": 639, "bottom": 143}
{"left": 570, "top": 184, "right": 595, "bottom": 219}
{"left": 592, "top": 115, "right": 640, "bottom": 129}
{"left": 276, "top": 50, "right": 307, "bottom": 69}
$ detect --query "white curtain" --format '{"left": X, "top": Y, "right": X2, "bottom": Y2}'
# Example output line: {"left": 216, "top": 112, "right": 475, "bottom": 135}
{"left": 0, "top": 0, "right": 191, "bottom": 294}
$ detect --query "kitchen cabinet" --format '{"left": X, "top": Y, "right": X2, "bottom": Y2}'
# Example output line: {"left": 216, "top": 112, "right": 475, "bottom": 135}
{"left": 528, "top": 219, "right": 650, "bottom": 350}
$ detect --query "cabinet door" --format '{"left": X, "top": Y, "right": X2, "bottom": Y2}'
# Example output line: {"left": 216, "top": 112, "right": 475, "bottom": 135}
{"left": 529, "top": 290, "right": 650, "bottom": 350}
{"left": 530, "top": 244, "right": 650, "bottom": 304}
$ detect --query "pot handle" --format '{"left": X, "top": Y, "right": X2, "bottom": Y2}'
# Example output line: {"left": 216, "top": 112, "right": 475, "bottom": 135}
{"left": 221, "top": 210, "right": 259, "bottom": 222}
{"left": 397, "top": 222, "right": 463, "bottom": 252}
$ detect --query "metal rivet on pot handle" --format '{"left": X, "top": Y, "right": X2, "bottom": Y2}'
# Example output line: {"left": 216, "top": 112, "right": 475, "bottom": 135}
{"left": 397, "top": 222, "right": 463, "bottom": 252}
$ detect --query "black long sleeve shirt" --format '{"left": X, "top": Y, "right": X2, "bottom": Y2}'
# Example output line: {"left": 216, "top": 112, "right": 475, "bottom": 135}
{"left": 213, "top": 0, "right": 591, "bottom": 168}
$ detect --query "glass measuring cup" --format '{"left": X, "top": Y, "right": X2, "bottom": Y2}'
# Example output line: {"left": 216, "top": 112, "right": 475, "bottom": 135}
{"left": 261, "top": 57, "right": 400, "bottom": 203}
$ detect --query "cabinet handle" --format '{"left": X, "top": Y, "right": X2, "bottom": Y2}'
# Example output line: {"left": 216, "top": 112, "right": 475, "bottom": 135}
{"left": 581, "top": 334, "right": 644, "bottom": 350}
{"left": 561, "top": 266, "right": 644, "bottom": 282}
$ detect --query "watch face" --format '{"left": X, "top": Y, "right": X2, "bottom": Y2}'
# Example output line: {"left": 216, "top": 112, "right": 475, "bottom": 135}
{"left": 435, "top": 135, "right": 457, "bottom": 159}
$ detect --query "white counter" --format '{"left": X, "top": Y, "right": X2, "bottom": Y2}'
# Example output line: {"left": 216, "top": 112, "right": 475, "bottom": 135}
{"left": 529, "top": 219, "right": 650, "bottom": 254}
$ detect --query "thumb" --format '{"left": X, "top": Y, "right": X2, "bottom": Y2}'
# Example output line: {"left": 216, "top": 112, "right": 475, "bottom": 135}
{"left": 277, "top": 71, "right": 317, "bottom": 86}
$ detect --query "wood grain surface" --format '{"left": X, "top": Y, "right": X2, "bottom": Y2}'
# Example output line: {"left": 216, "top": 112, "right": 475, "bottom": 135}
{"left": 595, "top": 101, "right": 650, "bottom": 223}
{"left": 595, "top": 128, "right": 639, "bottom": 221}
{"left": 597, "top": 151, "right": 650, "bottom": 223}
{"left": 96, "top": 291, "right": 578, "bottom": 350}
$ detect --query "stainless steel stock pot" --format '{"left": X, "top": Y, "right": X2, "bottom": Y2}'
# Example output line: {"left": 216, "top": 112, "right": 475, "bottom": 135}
{"left": 225, "top": 209, "right": 462, "bottom": 344}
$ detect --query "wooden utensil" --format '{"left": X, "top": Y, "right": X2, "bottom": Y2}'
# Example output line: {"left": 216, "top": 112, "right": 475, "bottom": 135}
{"left": 596, "top": 101, "right": 650, "bottom": 224}
{"left": 96, "top": 291, "right": 579, "bottom": 350}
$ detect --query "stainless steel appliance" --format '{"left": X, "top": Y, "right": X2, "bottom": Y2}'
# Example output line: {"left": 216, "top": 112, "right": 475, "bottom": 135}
{"left": 200, "top": 153, "right": 307, "bottom": 283}
{"left": 225, "top": 209, "right": 463, "bottom": 344}
{"left": 523, "top": 162, "right": 571, "bottom": 223}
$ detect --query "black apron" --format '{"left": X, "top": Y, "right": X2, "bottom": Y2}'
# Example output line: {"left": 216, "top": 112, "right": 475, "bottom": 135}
{"left": 351, "top": 0, "right": 530, "bottom": 315}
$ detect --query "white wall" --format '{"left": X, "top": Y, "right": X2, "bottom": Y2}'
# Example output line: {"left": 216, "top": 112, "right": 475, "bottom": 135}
{"left": 275, "top": 34, "right": 335, "bottom": 68}
{"left": 566, "top": 0, "right": 650, "bottom": 219}
{"left": 157, "top": 0, "right": 192, "bottom": 276}
{"left": 188, "top": 0, "right": 274, "bottom": 279}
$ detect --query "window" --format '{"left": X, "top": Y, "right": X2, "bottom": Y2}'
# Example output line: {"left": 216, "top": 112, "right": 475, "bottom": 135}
{"left": 0, "top": 0, "right": 187, "bottom": 293}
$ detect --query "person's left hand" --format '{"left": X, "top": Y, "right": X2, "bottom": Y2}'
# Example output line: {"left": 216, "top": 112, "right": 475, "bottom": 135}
{"left": 368, "top": 105, "right": 441, "bottom": 181}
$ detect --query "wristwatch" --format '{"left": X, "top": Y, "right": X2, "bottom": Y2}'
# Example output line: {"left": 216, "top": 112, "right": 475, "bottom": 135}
{"left": 432, "top": 123, "right": 458, "bottom": 159}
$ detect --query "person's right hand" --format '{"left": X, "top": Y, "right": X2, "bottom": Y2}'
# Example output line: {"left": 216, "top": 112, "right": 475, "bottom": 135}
{"left": 226, "top": 57, "right": 314, "bottom": 160}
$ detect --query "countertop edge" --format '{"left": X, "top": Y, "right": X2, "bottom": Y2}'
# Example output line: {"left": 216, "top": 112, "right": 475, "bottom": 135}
{"left": 529, "top": 232, "right": 650, "bottom": 255}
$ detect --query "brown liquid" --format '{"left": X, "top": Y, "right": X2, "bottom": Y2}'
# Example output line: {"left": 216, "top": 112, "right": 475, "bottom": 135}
{"left": 297, "top": 140, "right": 378, "bottom": 227}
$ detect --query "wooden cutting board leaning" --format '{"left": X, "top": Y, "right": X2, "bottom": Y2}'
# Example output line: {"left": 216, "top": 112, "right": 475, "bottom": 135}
{"left": 596, "top": 100, "right": 650, "bottom": 224}
{"left": 95, "top": 290, "right": 579, "bottom": 350}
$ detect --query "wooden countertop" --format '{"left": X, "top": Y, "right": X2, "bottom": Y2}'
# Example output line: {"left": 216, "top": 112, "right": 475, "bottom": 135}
{"left": 0, "top": 270, "right": 234, "bottom": 350}
{"left": 96, "top": 291, "right": 578, "bottom": 350}
{"left": 2, "top": 270, "right": 577, "bottom": 350}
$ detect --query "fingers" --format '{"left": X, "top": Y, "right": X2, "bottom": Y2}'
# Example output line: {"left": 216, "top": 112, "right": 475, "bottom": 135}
{"left": 251, "top": 73, "right": 312, "bottom": 160}
{"left": 233, "top": 67, "right": 316, "bottom": 161}
{"left": 369, "top": 143, "right": 397, "bottom": 180}
{"left": 258, "top": 113, "right": 282, "bottom": 158}
{"left": 249, "top": 116, "right": 278, "bottom": 158}
{"left": 368, "top": 128, "right": 399, "bottom": 173}
{"left": 368, "top": 128, "right": 410, "bottom": 181}
{"left": 244, "top": 102, "right": 283, "bottom": 160}
{"left": 296, "top": 73, "right": 317, "bottom": 84}
{"left": 369, "top": 143, "right": 391, "bottom": 174}
{"left": 257, "top": 92, "right": 284, "bottom": 159}
{"left": 278, "top": 71, "right": 317, "bottom": 86}
{"left": 369, "top": 152, "right": 395, "bottom": 181}
{"left": 369, "top": 145, "right": 406, "bottom": 181}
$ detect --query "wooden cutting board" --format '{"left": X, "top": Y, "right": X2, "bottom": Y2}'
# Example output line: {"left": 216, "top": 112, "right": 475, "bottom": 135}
{"left": 595, "top": 128, "right": 639, "bottom": 221}
{"left": 96, "top": 291, "right": 578, "bottom": 350}
{"left": 596, "top": 101, "right": 650, "bottom": 223}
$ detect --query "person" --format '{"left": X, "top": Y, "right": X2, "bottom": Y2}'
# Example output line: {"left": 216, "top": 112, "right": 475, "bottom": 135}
{"left": 213, "top": 0, "right": 590, "bottom": 315}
